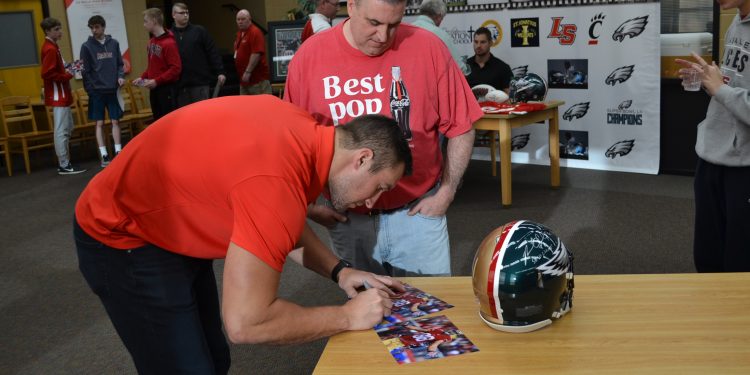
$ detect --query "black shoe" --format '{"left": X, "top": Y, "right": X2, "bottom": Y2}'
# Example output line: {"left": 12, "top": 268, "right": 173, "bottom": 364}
{"left": 101, "top": 154, "right": 110, "bottom": 167}
{"left": 58, "top": 164, "right": 87, "bottom": 175}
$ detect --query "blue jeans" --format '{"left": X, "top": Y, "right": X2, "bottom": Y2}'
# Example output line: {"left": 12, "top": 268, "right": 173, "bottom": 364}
{"left": 327, "top": 185, "right": 451, "bottom": 276}
{"left": 74, "top": 219, "right": 230, "bottom": 374}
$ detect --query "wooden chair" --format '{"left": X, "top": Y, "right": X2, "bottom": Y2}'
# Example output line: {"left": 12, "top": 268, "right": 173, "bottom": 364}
{"left": 0, "top": 96, "right": 55, "bottom": 174}
{"left": 0, "top": 136, "right": 11, "bottom": 176}
{"left": 119, "top": 83, "right": 152, "bottom": 135}
{"left": 127, "top": 84, "right": 153, "bottom": 133}
{"left": 272, "top": 83, "right": 285, "bottom": 99}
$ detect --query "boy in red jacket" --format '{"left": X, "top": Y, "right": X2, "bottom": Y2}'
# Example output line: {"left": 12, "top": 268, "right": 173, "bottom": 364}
{"left": 40, "top": 17, "right": 87, "bottom": 175}
{"left": 132, "top": 8, "right": 181, "bottom": 121}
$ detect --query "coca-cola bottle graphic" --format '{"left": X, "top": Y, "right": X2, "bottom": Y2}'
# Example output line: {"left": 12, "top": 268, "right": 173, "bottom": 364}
{"left": 389, "top": 66, "right": 412, "bottom": 141}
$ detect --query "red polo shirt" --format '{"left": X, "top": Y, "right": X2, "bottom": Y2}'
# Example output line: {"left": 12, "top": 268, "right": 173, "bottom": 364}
{"left": 75, "top": 95, "right": 334, "bottom": 272}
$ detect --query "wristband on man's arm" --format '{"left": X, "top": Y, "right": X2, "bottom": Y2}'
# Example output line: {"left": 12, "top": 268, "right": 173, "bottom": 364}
{"left": 330, "top": 259, "right": 352, "bottom": 283}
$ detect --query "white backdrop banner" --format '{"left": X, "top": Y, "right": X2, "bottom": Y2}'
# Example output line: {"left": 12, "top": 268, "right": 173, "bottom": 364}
{"left": 406, "top": 0, "right": 661, "bottom": 174}
{"left": 66, "top": 0, "right": 131, "bottom": 73}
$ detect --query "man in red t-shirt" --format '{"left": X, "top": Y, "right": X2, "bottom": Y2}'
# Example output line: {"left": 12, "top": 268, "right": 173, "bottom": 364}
{"left": 234, "top": 9, "right": 271, "bottom": 95}
{"left": 74, "top": 95, "right": 411, "bottom": 373}
{"left": 285, "top": 0, "right": 482, "bottom": 277}
{"left": 132, "top": 8, "right": 182, "bottom": 121}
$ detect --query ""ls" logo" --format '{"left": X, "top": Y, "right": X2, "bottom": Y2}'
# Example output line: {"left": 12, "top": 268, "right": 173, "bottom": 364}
{"left": 548, "top": 17, "right": 577, "bottom": 45}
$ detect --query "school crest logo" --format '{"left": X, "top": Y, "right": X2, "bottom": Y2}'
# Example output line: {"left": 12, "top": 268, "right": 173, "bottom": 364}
{"left": 512, "top": 133, "right": 531, "bottom": 150}
{"left": 605, "top": 65, "right": 635, "bottom": 86}
{"left": 605, "top": 140, "right": 635, "bottom": 159}
{"left": 563, "top": 102, "right": 590, "bottom": 121}
{"left": 511, "top": 18, "right": 539, "bottom": 47}
{"left": 612, "top": 16, "right": 649, "bottom": 42}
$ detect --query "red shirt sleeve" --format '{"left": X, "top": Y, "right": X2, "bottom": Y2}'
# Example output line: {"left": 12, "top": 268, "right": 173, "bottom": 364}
{"left": 250, "top": 28, "right": 266, "bottom": 57}
{"left": 435, "top": 45, "right": 483, "bottom": 139}
{"left": 229, "top": 176, "right": 307, "bottom": 273}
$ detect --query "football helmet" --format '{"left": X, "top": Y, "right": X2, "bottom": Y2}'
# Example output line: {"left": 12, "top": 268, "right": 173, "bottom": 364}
{"left": 471, "top": 220, "right": 574, "bottom": 333}
{"left": 509, "top": 73, "right": 548, "bottom": 103}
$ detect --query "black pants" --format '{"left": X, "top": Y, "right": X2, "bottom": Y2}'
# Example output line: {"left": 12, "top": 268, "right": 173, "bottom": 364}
{"left": 693, "top": 158, "right": 750, "bottom": 272}
{"left": 74, "top": 219, "right": 230, "bottom": 374}
{"left": 176, "top": 85, "right": 211, "bottom": 108}
{"left": 149, "top": 84, "right": 177, "bottom": 121}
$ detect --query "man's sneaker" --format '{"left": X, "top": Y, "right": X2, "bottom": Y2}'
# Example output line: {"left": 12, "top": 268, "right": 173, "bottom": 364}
{"left": 58, "top": 164, "right": 87, "bottom": 175}
{"left": 101, "top": 154, "right": 110, "bottom": 167}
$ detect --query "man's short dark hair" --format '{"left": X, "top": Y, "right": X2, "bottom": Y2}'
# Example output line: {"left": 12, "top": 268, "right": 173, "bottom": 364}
{"left": 40, "top": 17, "right": 61, "bottom": 32}
{"left": 88, "top": 15, "right": 106, "bottom": 28}
{"left": 337, "top": 114, "right": 413, "bottom": 176}
{"left": 474, "top": 27, "right": 492, "bottom": 42}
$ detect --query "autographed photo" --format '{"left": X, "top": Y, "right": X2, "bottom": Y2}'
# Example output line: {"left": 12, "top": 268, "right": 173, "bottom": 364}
{"left": 376, "top": 315, "right": 479, "bottom": 364}
{"left": 375, "top": 283, "right": 453, "bottom": 329}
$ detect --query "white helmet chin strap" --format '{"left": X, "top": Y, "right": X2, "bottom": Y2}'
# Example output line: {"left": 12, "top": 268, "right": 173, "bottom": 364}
{"left": 479, "top": 312, "right": 552, "bottom": 333}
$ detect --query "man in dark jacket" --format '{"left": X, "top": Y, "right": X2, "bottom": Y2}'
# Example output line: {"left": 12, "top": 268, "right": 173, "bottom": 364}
{"left": 171, "top": 2, "right": 226, "bottom": 107}
{"left": 466, "top": 27, "right": 513, "bottom": 93}
{"left": 81, "top": 15, "right": 125, "bottom": 167}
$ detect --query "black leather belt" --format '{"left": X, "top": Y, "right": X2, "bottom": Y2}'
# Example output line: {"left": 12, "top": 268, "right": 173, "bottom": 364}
{"left": 366, "top": 198, "right": 418, "bottom": 216}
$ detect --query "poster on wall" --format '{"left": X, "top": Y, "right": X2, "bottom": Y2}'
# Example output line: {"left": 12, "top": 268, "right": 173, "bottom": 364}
{"left": 268, "top": 20, "right": 306, "bottom": 84}
{"left": 405, "top": 0, "right": 661, "bottom": 174}
{"left": 66, "top": 0, "right": 131, "bottom": 74}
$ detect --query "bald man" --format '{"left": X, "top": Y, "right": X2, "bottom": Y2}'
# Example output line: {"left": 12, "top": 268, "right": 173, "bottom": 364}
{"left": 233, "top": 9, "right": 271, "bottom": 95}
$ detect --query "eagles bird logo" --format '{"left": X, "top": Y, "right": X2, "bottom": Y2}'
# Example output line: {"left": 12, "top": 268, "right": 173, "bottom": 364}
{"left": 605, "top": 65, "right": 635, "bottom": 86}
{"left": 512, "top": 65, "right": 529, "bottom": 79}
{"left": 605, "top": 139, "right": 635, "bottom": 159}
{"left": 512, "top": 133, "right": 530, "bottom": 150}
{"left": 612, "top": 16, "right": 648, "bottom": 42}
{"left": 563, "top": 102, "right": 590, "bottom": 121}
{"left": 618, "top": 100, "right": 633, "bottom": 110}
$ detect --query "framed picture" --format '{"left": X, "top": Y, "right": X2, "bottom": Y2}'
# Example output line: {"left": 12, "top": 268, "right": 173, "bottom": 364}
{"left": 267, "top": 20, "right": 306, "bottom": 83}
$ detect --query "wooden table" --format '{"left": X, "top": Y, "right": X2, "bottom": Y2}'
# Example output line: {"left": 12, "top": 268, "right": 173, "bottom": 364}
{"left": 314, "top": 274, "right": 750, "bottom": 374}
{"left": 473, "top": 100, "right": 564, "bottom": 207}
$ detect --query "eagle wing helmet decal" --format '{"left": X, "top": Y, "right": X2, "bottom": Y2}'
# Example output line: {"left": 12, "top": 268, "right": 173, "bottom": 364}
{"left": 605, "top": 139, "right": 635, "bottom": 159}
{"left": 605, "top": 65, "right": 635, "bottom": 86}
{"left": 537, "top": 241, "right": 572, "bottom": 277}
{"left": 612, "top": 16, "right": 649, "bottom": 42}
{"left": 563, "top": 102, "right": 590, "bottom": 121}
{"left": 512, "top": 133, "right": 531, "bottom": 150}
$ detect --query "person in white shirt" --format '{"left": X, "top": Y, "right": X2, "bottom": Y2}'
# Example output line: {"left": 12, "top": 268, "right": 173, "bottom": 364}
{"left": 411, "top": 0, "right": 469, "bottom": 75}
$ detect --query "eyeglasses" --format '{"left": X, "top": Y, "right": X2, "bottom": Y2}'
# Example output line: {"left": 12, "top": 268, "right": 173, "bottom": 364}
{"left": 175, "top": 11, "right": 189, "bottom": 15}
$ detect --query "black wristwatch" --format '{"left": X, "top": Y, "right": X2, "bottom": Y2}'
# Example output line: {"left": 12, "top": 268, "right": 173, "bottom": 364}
{"left": 330, "top": 259, "right": 352, "bottom": 283}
